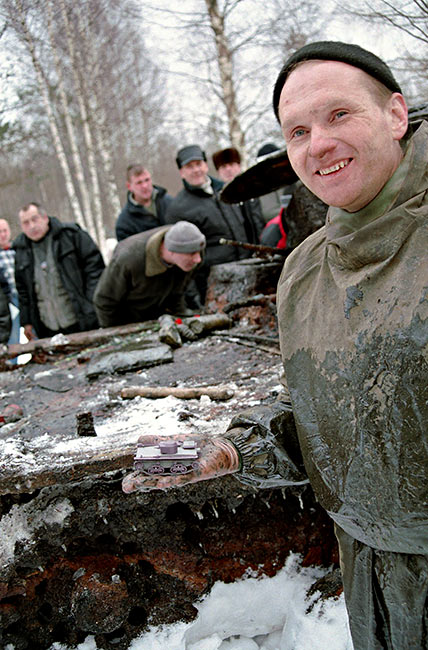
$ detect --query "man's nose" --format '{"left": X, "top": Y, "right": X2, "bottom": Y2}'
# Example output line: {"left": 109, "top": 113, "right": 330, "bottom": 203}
{"left": 308, "top": 126, "right": 336, "bottom": 159}
{"left": 193, "top": 252, "right": 201, "bottom": 264}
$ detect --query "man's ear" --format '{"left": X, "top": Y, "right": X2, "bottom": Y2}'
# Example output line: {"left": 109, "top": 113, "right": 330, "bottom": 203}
{"left": 390, "top": 93, "right": 409, "bottom": 141}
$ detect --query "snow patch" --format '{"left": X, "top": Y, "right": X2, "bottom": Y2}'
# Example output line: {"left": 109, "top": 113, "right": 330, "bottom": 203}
{"left": 0, "top": 497, "right": 74, "bottom": 564}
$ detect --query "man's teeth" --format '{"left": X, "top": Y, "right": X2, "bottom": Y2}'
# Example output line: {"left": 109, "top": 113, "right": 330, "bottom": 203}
{"left": 318, "top": 160, "right": 349, "bottom": 176}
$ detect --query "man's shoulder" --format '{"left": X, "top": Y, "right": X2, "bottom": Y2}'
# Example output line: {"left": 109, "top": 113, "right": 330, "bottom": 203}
{"left": 114, "top": 228, "right": 159, "bottom": 258}
{"left": 50, "top": 217, "right": 82, "bottom": 236}
{"left": 153, "top": 185, "right": 172, "bottom": 199}
{"left": 12, "top": 233, "right": 28, "bottom": 251}
{"left": 279, "top": 226, "right": 327, "bottom": 284}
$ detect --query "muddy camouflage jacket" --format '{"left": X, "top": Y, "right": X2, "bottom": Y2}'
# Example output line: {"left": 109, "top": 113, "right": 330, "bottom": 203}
{"left": 93, "top": 226, "right": 194, "bottom": 327}
{"left": 227, "top": 121, "right": 428, "bottom": 554}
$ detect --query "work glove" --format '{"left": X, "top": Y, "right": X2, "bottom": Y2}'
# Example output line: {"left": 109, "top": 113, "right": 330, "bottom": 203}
{"left": 122, "top": 433, "right": 241, "bottom": 494}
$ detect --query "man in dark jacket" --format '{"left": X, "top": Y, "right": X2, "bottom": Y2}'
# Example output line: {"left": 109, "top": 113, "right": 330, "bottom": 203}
{"left": 123, "top": 43, "right": 427, "bottom": 650}
{"left": 115, "top": 164, "right": 173, "bottom": 241}
{"left": 93, "top": 221, "right": 205, "bottom": 327}
{"left": 212, "top": 147, "right": 265, "bottom": 244}
{"left": 165, "top": 144, "right": 259, "bottom": 303}
{"left": 14, "top": 202, "right": 105, "bottom": 339}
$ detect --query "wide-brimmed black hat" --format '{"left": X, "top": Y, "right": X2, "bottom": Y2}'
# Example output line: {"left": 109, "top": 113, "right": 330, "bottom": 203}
{"left": 220, "top": 148, "right": 298, "bottom": 204}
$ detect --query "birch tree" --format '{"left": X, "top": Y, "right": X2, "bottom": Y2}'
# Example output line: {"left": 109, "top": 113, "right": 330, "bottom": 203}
{"left": 45, "top": 0, "right": 99, "bottom": 243}
{"left": 57, "top": 0, "right": 110, "bottom": 255}
{"left": 204, "top": 0, "right": 246, "bottom": 162}
{"left": 142, "top": 0, "right": 326, "bottom": 161}
{"left": 9, "top": 0, "right": 87, "bottom": 230}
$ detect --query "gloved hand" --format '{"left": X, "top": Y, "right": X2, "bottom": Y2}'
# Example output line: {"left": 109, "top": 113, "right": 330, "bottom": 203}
{"left": 122, "top": 434, "right": 240, "bottom": 494}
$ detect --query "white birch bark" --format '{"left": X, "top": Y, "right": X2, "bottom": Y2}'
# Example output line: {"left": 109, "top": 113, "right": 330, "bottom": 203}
{"left": 204, "top": 0, "right": 247, "bottom": 167}
{"left": 45, "top": 0, "right": 98, "bottom": 241}
{"left": 14, "top": 0, "right": 86, "bottom": 229}
{"left": 58, "top": 0, "right": 108, "bottom": 258}
{"left": 74, "top": 3, "right": 122, "bottom": 221}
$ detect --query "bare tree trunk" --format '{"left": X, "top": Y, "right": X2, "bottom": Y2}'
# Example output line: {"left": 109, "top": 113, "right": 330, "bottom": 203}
{"left": 45, "top": 0, "right": 98, "bottom": 241}
{"left": 59, "top": 0, "right": 108, "bottom": 258}
{"left": 14, "top": 0, "right": 86, "bottom": 229}
{"left": 204, "top": 0, "right": 247, "bottom": 166}
{"left": 74, "top": 3, "right": 122, "bottom": 222}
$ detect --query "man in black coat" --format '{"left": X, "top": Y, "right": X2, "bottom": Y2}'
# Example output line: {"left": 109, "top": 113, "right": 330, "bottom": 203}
{"left": 115, "top": 164, "right": 173, "bottom": 241}
{"left": 14, "top": 202, "right": 105, "bottom": 340}
{"left": 165, "top": 144, "right": 256, "bottom": 304}
{"left": 212, "top": 147, "right": 265, "bottom": 244}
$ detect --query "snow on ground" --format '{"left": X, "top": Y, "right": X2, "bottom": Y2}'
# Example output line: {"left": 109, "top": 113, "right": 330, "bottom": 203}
{"left": 45, "top": 554, "right": 353, "bottom": 650}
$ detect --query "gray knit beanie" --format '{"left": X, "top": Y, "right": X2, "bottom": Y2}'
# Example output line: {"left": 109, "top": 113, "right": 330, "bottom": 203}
{"left": 273, "top": 41, "right": 403, "bottom": 122}
{"left": 164, "top": 221, "right": 206, "bottom": 254}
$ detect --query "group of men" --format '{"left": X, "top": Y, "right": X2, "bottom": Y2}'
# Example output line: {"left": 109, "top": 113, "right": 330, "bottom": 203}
{"left": 0, "top": 38, "right": 425, "bottom": 650}
{"left": 0, "top": 140, "right": 272, "bottom": 343}
{"left": 113, "top": 143, "right": 266, "bottom": 308}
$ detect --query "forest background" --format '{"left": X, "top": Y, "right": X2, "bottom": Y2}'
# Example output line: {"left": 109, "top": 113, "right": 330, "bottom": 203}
{"left": 0, "top": 0, "right": 427, "bottom": 258}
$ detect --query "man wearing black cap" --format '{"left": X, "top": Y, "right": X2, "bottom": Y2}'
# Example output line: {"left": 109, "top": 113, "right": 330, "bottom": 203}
{"left": 93, "top": 221, "right": 205, "bottom": 327}
{"left": 165, "top": 144, "right": 259, "bottom": 305}
{"left": 123, "top": 43, "right": 427, "bottom": 650}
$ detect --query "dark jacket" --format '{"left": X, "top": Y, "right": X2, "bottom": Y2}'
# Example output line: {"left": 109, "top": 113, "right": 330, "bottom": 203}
{"left": 241, "top": 197, "right": 265, "bottom": 244}
{"left": 165, "top": 176, "right": 255, "bottom": 267}
{"left": 0, "top": 285, "right": 11, "bottom": 344}
{"left": 115, "top": 186, "right": 173, "bottom": 241}
{"left": 93, "top": 226, "right": 195, "bottom": 327}
{"left": 13, "top": 217, "right": 105, "bottom": 337}
{"left": 260, "top": 207, "right": 288, "bottom": 249}
{"left": 0, "top": 267, "right": 11, "bottom": 302}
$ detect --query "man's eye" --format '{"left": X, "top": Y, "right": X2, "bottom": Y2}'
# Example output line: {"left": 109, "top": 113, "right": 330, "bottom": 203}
{"left": 335, "top": 110, "right": 347, "bottom": 119}
{"left": 292, "top": 128, "right": 306, "bottom": 138}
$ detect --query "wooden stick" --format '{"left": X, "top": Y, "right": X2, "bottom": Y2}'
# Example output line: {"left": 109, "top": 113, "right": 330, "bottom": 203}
{"left": 4, "top": 321, "right": 158, "bottom": 360}
{"left": 218, "top": 337, "right": 282, "bottom": 356}
{"left": 120, "top": 386, "right": 235, "bottom": 400}
{"left": 215, "top": 331, "right": 279, "bottom": 345}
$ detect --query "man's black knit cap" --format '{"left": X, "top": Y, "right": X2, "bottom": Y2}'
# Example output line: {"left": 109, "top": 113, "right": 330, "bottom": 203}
{"left": 273, "top": 41, "right": 403, "bottom": 122}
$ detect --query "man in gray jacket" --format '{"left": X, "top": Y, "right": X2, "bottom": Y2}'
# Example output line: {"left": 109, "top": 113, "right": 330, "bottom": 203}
{"left": 122, "top": 42, "right": 428, "bottom": 650}
{"left": 94, "top": 221, "right": 205, "bottom": 327}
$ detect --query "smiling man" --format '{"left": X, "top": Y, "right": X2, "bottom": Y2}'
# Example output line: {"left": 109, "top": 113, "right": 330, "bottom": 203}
{"left": 165, "top": 144, "right": 258, "bottom": 305}
{"left": 123, "top": 43, "right": 428, "bottom": 650}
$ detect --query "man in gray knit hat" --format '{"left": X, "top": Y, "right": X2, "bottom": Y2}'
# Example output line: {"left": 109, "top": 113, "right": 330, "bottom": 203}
{"left": 123, "top": 42, "right": 427, "bottom": 650}
{"left": 93, "top": 221, "right": 205, "bottom": 327}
